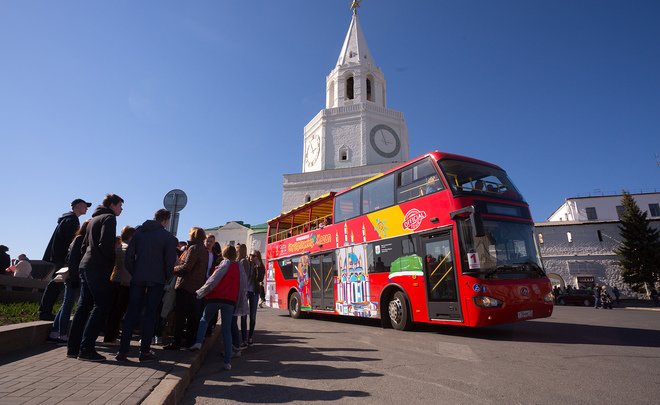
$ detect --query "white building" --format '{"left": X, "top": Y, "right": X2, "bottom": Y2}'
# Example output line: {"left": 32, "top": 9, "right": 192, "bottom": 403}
{"left": 204, "top": 221, "right": 268, "bottom": 255}
{"left": 535, "top": 192, "right": 660, "bottom": 297}
{"left": 281, "top": 7, "right": 410, "bottom": 213}
{"left": 548, "top": 193, "right": 660, "bottom": 222}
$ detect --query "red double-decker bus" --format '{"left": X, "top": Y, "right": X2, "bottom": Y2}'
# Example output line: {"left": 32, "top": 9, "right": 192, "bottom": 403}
{"left": 265, "top": 151, "right": 553, "bottom": 330}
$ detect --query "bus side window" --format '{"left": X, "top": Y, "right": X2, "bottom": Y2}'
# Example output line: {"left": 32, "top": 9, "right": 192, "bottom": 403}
{"left": 397, "top": 158, "right": 443, "bottom": 203}
{"left": 279, "top": 260, "right": 295, "bottom": 280}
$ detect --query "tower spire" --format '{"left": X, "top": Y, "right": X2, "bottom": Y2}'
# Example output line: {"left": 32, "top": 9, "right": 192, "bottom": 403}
{"left": 351, "top": 0, "right": 361, "bottom": 15}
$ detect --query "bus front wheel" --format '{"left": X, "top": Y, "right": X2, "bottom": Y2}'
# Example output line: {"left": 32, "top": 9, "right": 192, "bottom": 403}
{"left": 388, "top": 291, "right": 412, "bottom": 331}
{"left": 289, "top": 291, "right": 302, "bottom": 319}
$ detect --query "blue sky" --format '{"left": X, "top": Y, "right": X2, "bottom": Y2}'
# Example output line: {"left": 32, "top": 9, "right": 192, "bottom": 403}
{"left": 1, "top": 0, "right": 659, "bottom": 260}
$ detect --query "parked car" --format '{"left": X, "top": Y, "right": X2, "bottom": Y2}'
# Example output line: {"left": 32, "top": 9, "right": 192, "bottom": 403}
{"left": 556, "top": 290, "right": 595, "bottom": 306}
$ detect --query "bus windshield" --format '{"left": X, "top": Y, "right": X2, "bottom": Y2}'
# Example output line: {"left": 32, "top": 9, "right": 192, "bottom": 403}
{"left": 438, "top": 159, "right": 523, "bottom": 201}
{"left": 458, "top": 218, "right": 545, "bottom": 279}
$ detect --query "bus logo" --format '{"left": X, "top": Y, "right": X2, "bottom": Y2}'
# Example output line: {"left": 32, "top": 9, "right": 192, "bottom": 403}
{"left": 402, "top": 208, "right": 427, "bottom": 231}
{"left": 520, "top": 287, "right": 529, "bottom": 296}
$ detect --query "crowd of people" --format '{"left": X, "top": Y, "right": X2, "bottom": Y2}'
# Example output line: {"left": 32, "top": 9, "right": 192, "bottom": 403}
{"left": 35, "top": 195, "right": 266, "bottom": 370}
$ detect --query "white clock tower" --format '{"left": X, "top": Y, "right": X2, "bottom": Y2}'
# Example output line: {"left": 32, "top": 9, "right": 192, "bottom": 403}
{"left": 283, "top": 3, "right": 410, "bottom": 212}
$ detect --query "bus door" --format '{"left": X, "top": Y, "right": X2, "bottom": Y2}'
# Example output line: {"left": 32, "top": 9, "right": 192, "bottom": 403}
{"left": 310, "top": 253, "right": 335, "bottom": 310}
{"left": 422, "top": 232, "right": 462, "bottom": 321}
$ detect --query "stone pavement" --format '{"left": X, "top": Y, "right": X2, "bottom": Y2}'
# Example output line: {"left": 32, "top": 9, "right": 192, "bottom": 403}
{"left": 0, "top": 327, "right": 221, "bottom": 405}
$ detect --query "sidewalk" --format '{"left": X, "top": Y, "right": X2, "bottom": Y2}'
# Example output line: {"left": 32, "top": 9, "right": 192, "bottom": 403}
{"left": 0, "top": 324, "right": 221, "bottom": 405}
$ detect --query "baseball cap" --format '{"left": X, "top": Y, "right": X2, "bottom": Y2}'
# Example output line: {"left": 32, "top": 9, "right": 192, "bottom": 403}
{"left": 71, "top": 198, "right": 92, "bottom": 208}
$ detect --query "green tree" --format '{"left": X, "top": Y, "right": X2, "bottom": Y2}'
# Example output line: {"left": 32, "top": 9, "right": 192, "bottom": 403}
{"left": 615, "top": 192, "right": 660, "bottom": 293}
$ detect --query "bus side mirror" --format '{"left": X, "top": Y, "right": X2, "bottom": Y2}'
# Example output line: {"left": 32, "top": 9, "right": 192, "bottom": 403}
{"left": 450, "top": 206, "right": 485, "bottom": 237}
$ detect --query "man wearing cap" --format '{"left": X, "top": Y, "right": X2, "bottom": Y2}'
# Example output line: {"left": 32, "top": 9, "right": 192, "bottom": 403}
{"left": 38, "top": 198, "right": 92, "bottom": 321}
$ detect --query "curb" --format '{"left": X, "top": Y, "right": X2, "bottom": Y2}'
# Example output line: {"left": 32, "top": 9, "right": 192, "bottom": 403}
{"left": 143, "top": 324, "right": 222, "bottom": 404}
{"left": 0, "top": 320, "right": 51, "bottom": 355}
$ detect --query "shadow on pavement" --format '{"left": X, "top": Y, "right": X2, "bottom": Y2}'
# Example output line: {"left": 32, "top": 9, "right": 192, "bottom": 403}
{"left": 416, "top": 321, "right": 660, "bottom": 348}
{"left": 185, "top": 330, "right": 381, "bottom": 403}
{"left": 280, "top": 309, "right": 660, "bottom": 349}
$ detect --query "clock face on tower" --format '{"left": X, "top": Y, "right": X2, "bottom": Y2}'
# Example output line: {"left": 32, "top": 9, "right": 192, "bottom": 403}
{"left": 369, "top": 124, "right": 400, "bottom": 158}
{"left": 305, "top": 133, "right": 321, "bottom": 167}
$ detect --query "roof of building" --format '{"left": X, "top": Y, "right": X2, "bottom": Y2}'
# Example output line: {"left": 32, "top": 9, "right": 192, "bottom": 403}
{"left": 204, "top": 220, "right": 251, "bottom": 232}
{"left": 535, "top": 218, "right": 660, "bottom": 227}
{"left": 563, "top": 190, "right": 659, "bottom": 201}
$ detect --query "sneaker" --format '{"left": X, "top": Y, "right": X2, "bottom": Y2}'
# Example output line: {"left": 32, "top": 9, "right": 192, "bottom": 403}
{"left": 163, "top": 343, "right": 181, "bottom": 350}
{"left": 66, "top": 352, "right": 78, "bottom": 359}
{"left": 247, "top": 338, "right": 253, "bottom": 346}
{"left": 240, "top": 341, "right": 248, "bottom": 349}
{"left": 115, "top": 352, "right": 128, "bottom": 362}
{"left": 78, "top": 351, "right": 106, "bottom": 362}
{"left": 188, "top": 343, "right": 202, "bottom": 351}
{"left": 139, "top": 351, "right": 158, "bottom": 363}
{"left": 223, "top": 363, "right": 232, "bottom": 370}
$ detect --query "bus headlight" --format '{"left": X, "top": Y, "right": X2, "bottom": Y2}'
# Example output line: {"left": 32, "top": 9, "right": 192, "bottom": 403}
{"left": 544, "top": 292, "right": 554, "bottom": 303}
{"left": 473, "top": 296, "right": 502, "bottom": 308}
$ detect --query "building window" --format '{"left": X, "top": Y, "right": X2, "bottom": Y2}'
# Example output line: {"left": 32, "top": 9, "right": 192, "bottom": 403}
{"left": 538, "top": 233, "right": 544, "bottom": 244}
{"left": 305, "top": 194, "right": 311, "bottom": 203}
{"left": 567, "top": 232, "right": 572, "bottom": 243}
{"left": 366, "top": 77, "right": 373, "bottom": 101}
{"left": 615, "top": 205, "right": 625, "bottom": 219}
{"left": 346, "top": 76, "right": 354, "bottom": 100}
{"left": 649, "top": 203, "right": 660, "bottom": 217}
{"left": 339, "top": 146, "right": 349, "bottom": 161}
{"left": 597, "top": 230, "right": 603, "bottom": 242}
{"left": 585, "top": 207, "right": 598, "bottom": 221}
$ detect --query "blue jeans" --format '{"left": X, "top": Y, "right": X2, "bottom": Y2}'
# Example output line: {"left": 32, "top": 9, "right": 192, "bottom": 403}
{"left": 67, "top": 268, "right": 112, "bottom": 355}
{"left": 120, "top": 283, "right": 165, "bottom": 354}
{"left": 240, "top": 291, "right": 258, "bottom": 342}
{"left": 39, "top": 263, "right": 65, "bottom": 318}
{"left": 196, "top": 302, "right": 234, "bottom": 364}
{"left": 52, "top": 282, "right": 77, "bottom": 336}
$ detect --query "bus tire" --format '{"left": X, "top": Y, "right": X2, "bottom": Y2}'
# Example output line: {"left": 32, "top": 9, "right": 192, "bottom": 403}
{"left": 289, "top": 291, "right": 302, "bottom": 319}
{"left": 388, "top": 291, "right": 413, "bottom": 331}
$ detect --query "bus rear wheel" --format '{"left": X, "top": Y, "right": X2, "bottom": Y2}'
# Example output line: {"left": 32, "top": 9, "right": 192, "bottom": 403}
{"left": 289, "top": 291, "right": 302, "bottom": 319}
{"left": 388, "top": 291, "right": 412, "bottom": 331}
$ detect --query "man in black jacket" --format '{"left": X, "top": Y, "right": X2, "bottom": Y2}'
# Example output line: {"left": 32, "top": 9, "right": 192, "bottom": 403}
{"left": 67, "top": 194, "right": 124, "bottom": 362}
{"left": 116, "top": 208, "right": 177, "bottom": 363}
{"left": 39, "top": 198, "right": 91, "bottom": 320}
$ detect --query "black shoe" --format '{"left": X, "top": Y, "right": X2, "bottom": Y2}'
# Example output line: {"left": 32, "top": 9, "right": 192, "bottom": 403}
{"left": 66, "top": 352, "right": 78, "bottom": 359}
{"left": 39, "top": 313, "right": 55, "bottom": 321}
{"left": 139, "top": 351, "right": 157, "bottom": 363}
{"left": 163, "top": 343, "right": 180, "bottom": 350}
{"left": 115, "top": 352, "right": 128, "bottom": 362}
{"left": 78, "top": 351, "right": 106, "bottom": 362}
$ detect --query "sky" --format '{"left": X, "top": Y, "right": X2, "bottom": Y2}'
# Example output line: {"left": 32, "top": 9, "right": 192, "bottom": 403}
{"left": 1, "top": 0, "right": 659, "bottom": 260}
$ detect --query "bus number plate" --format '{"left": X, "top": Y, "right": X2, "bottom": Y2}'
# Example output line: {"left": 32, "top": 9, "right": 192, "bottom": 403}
{"left": 517, "top": 310, "right": 533, "bottom": 319}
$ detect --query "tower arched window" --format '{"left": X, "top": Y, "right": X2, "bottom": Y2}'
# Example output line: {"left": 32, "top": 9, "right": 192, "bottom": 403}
{"left": 366, "top": 77, "right": 373, "bottom": 102}
{"left": 346, "top": 76, "right": 354, "bottom": 100}
{"left": 339, "top": 146, "right": 349, "bottom": 162}
{"left": 305, "top": 194, "right": 311, "bottom": 203}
